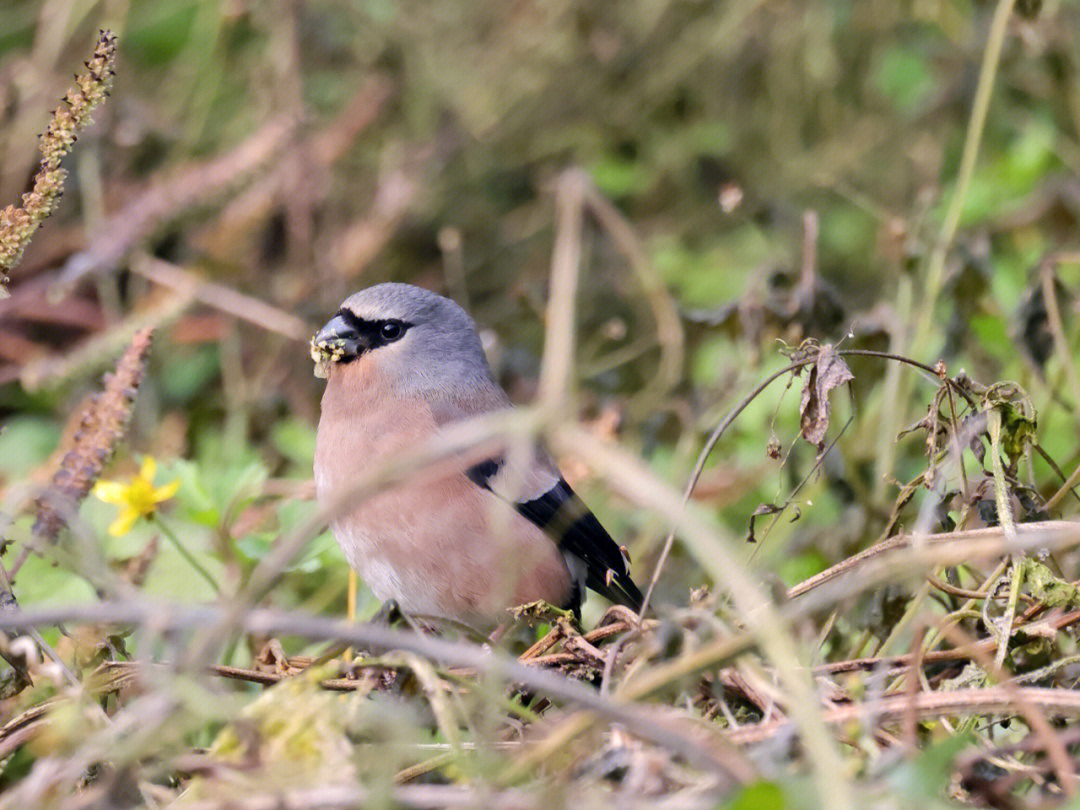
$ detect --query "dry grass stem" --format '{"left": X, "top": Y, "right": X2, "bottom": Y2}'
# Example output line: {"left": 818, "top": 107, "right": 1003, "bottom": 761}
{"left": 54, "top": 115, "right": 296, "bottom": 294}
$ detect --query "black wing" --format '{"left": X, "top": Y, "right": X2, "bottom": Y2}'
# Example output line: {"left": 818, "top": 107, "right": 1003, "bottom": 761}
{"left": 468, "top": 459, "right": 643, "bottom": 611}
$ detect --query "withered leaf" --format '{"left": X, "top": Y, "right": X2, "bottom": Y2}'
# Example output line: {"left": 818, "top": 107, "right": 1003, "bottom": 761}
{"left": 746, "top": 502, "right": 782, "bottom": 543}
{"left": 799, "top": 344, "right": 854, "bottom": 449}
{"left": 766, "top": 433, "right": 782, "bottom": 459}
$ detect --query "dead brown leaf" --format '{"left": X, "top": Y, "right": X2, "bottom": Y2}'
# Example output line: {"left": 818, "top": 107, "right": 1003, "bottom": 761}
{"left": 798, "top": 344, "right": 854, "bottom": 449}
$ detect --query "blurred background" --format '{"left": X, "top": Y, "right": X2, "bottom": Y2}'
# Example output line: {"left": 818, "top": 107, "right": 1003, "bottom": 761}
{"left": 6, "top": 2, "right": 1080, "bottom": 806}
{"left": 1, "top": 0, "right": 1080, "bottom": 624}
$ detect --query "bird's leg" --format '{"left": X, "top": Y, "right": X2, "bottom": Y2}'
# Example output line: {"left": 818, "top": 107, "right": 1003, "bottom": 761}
{"left": 336, "top": 599, "right": 410, "bottom": 679}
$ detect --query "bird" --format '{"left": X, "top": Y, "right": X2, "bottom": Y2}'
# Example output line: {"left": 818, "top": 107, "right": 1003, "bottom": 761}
{"left": 311, "top": 282, "right": 643, "bottom": 627}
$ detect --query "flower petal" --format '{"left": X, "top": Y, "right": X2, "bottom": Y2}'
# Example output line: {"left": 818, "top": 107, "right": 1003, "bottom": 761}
{"left": 93, "top": 481, "right": 128, "bottom": 505}
{"left": 108, "top": 509, "right": 139, "bottom": 537}
{"left": 152, "top": 479, "right": 180, "bottom": 503}
{"left": 139, "top": 455, "right": 157, "bottom": 482}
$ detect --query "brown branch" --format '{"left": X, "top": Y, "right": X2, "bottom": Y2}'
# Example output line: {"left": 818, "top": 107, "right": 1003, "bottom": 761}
{"left": 726, "top": 686, "right": 1080, "bottom": 746}
{"left": 53, "top": 115, "right": 297, "bottom": 293}
{"left": 786, "top": 521, "right": 1080, "bottom": 600}
{"left": 130, "top": 255, "right": 312, "bottom": 342}
{"left": 813, "top": 609, "right": 1080, "bottom": 675}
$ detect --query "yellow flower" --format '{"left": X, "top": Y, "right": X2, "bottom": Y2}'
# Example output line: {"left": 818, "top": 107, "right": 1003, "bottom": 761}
{"left": 93, "top": 456, "right": 180, "bottom": 537}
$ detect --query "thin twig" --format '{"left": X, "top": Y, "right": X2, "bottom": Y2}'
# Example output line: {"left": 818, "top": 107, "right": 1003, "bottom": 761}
{"left": 786, "top": 521, "right": 1079, "bottom": 600}
{"left": 725, "top": 686, "right": 1080, "bottom": 747}
{"left": 537, "top": 169, "right": 587, "bottom": 416}
{"left": 917, "top": 0, "right": 1018, "bottom": 327}
{"left": 131, "top": 255, "right": 313, "bottom": 342}
{"left": 645, "top": 348, "right": 978, "bottom": 617}
{"left": 1039, "top": 261, "right": 1080, "bottom": 413}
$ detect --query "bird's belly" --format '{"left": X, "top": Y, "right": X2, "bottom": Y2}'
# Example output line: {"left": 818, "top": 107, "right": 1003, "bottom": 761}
{"left": 324, "top": 481, "right": 572, "bottom": 625}
{"left": 331, "top": 519, "right": 447, "bottom": 617}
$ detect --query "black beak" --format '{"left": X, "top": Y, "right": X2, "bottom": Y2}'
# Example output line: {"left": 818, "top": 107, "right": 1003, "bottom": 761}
{"left": 313, "top": 312, "right": 369, "bottom": 359}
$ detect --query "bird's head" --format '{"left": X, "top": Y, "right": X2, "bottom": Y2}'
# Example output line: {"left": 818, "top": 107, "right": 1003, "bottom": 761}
{"left": 312, "top": 283, "right": 494, "bottom": 397}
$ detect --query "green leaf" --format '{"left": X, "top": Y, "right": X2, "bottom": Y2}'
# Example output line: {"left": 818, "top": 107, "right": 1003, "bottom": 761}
{"left": 172, "top": 459, "right": 221, "bottom": 527}
{"left": 271, "top": 418, "right": 318, "bottom": 468}
{"left": 588, "top": 153, "right": 654, "bottom": 198}
{"left": 126, "top": 1, "right": 200, "bottom": 67}
{"left": 725, "top": 781, "right": 787, "bottom": 810}
{"left": 158, "top": 344, "right": 220, "bottom": 403}
{"left": 778, "top": 549, "right": 829, "bottom": 587}
{"left": 0, "top": 416, "right": 60, "bottom": 478}
{"left": 1024, "top": 558, "right": 1080, "bottom": 608}
{"left": 874, "top": 47, "right": 934, "bottom": 115}
{"left": 11, "top": 549, "right": 96, "bottom": 606}
{"left": 887, "top": 732, "right": 974, "bottom": 801}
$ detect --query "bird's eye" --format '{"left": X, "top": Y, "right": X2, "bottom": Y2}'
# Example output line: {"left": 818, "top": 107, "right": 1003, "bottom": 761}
{"left": 380, "top": 321, "right": 404, "bottom": 341}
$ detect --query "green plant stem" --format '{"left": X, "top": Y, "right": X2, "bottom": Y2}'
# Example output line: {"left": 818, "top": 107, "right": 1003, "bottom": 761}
{"left": 153, "top": 516, "right": 221, "bottom": 595}
{"left": 917, "top": 0, "right": 1017, "bottom": 342}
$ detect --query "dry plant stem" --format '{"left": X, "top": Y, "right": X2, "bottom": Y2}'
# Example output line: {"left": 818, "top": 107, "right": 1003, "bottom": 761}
{"left": 33, "top": 328, "right": 154, "bottom": 539}
{"left": 752, "top": 412, "right": 852, "bottom": 551}
{"left": 891, "top": 0, "right": 1016, "bottom": 507}
{"left": 393, "top": 652, "right": 463, "bottom": 751}
{"left": 188, "top": 617, "right": 652, "bottom": 688}
{"left": 877, "top": 581, "right": 930, "bottom": 658}
{"left": 927, "top": 574, "right": 988, "bottom": 601}
{"left": 19, "top": 292, "right": 186, "bottom": 391}
{"left": 537, "top": 169, "right": 587, "bottom": 416}
{"left": 918, "top": 0, "right": 1017, "bottom": 332}
{"left": 53, "top": 115, "right": 297, "bottom": 294}
{"left": 987, "top": 408, "right": 1020, "bottom": 672}
{"left": 555, "top": 426, "right": 854, "bottom": 810}
{"left": 581, "top": 182, "right": 684, "bottom": 411}
{"left": 1047, "top": 457, "right": 1080, "bottom": 512}
{"left": 637, "top": 588, "right": 1080, "bottom": 707}
{"left": 903, "top": 624, "right": 925, "bottom": 754}
{"left": 875, "top": 273, "right": 912, "bottom": 503}
{"left": 637, "top": 357, "right": 815, "bottom": 617}
{"left": 205, "top": 76, "right": 392, "bottom": 246}
{"left": 394, "top": 753, "right": 455, "bottom": 785}
{"left": 784, "top": 523, "right": 1073, "bottom": 600}
{"left": 642, "top": 348, "right": 977, "bottom": 617}
{"left": 725, "top": 686, "right": 1080, "bottom": 747}
{"left": 0, "top": 601, "right": 757, "bottom": 782}
{"left": 131, "top": 255, "right": 312, "bottom": 342}
{"left": 921, "top": 559, "right": 1008, "bottom": 657}
{"left": 943, "top": 383, "right": 971, "bottom": 498}
{"left": 1039, "top": 261, "right": 1080, "bottom": 417}
{"left": 5, "top": 547, "right": 31, "bottom": 580}
{"left": 0, "top": 31, "right": 116, "bottom": 297}
{"left": 987, "top": 410, "right": 1018, "bottom": 543}
{"left": 171, "top": 784, "right": 721, "bottom": 810}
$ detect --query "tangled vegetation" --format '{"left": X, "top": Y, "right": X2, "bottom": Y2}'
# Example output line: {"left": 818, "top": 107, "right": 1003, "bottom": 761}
{"left": 4, "top": 3, "right": 1080, "bottom": 808}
